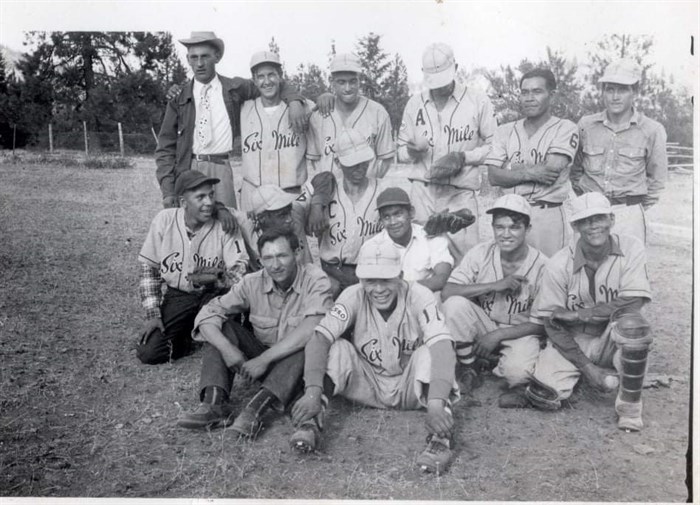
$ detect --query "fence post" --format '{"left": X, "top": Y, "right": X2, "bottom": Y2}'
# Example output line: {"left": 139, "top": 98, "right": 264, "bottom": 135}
{"left": 12, "top": 124, "right": 16, "bottom": 154}
{"left": 118, "top": 122, "right": 125, "bottom": 157}
{"left": 83, "top": 121, "right": 89, "bottom": 156}
{"left": 48, "top": 123, "right": 54, "bottom": 153}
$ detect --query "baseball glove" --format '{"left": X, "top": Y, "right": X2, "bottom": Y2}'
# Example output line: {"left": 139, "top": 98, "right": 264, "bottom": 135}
{"left": 426, "top": 151, "right": 466, "bottom": 181}
{"left": 424, "top": 208, "right": 476, "bottom": 237}
{"left": 189, "top": 266, "right": 225, "bottom": 288}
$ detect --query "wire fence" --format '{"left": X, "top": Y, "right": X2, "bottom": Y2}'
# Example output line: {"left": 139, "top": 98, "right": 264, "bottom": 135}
{"left": 28, "top": 123, "right": 159, "bottom": 156}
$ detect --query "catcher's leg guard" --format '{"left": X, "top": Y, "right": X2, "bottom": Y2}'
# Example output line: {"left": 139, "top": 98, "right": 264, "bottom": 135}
{"left": 611, "top": 311, "right": 653, "bottom": 432}
{"left": 524, "top": 375, "right": 561, "bottom": 411}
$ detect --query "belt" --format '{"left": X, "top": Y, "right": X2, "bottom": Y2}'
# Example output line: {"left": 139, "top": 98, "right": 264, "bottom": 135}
{"left": 530, "top": 200, "right": 563, "bottom": 208}
{"left": 192, "top": 153, "right": 230, "bottom": 164}
{"left": 321, "top": 259, "right": 357, "bottom": 269}
{"left": 608, "top": 195, "right": 645, "bottom": 206}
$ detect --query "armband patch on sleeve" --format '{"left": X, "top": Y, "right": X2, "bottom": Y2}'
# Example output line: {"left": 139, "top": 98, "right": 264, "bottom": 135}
{"left": 329, "top": 303, "right": 348, "bottom": 321}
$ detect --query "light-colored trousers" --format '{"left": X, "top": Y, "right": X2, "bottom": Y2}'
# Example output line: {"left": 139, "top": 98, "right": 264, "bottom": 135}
{"left": 528, "top": 204, "right": 570, "bottom": 258}
{"left": 442, "top": 296, "right": 542, "bottom": 387}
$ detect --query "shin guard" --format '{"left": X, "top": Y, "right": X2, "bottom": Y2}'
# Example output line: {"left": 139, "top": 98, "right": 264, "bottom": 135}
{"left": 611, "top": 312, "right": 652, "bottom": 431}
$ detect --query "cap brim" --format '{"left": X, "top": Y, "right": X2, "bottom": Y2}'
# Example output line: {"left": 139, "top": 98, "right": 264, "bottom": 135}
{"left": 338, "top": 147, "right": 374, "bottom": 167}
{"left": 424, "top": 66, "right": 456, "bottom": 89}
{"left": 331, "top": 66, "right": 361, "bottom": 74}
{"left": 599, "top": 75, "right": 638, "bottom": 85}
{"left": 266, "top": 192, "right": 297, "bottom": 212}
{"left": 376, "top": 200, "right": 411, "bottom": 211}
{"left": 356, "top": 264, "right": 402, "bottom": 279}
{"left": 179, "top": 39, "right": 225, "bottom": 56}
{"left": 570, "top": 207, "right": 612, "bottom": 223}
{"left": 486, "top": 205, "right": 531, "bottom": 217}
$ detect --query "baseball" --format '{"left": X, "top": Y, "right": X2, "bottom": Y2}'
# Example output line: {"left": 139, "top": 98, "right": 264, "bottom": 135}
{"left": 604, "top": 375, "right": 620, "bottom": 390}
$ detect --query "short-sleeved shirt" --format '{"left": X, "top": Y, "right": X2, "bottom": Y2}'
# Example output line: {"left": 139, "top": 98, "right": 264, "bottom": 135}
{"left": 297, "top": 177, "right": 384, "bottom": 265}
{"left": 316, "top": 281, "right": 453, "bottom": 377}
{"left": 138, "top": 208, "right": 248, "bottom": 292}
{"left": 240, "top": 98, "right": 313, "bottom": 189}
{"left": 364, "top": 224, "right": 454, "bottom": 282}
{"left": 485, "top": 116, "right": 578, "bottom": 203}
{"left": 448, "top": 241, "right": 547, "bottom": 326}
{"left": 305, "top": 96, "right": 395, "bottom": 176}
{"left": 397, "top": 82, "right": 497, "bottom": 190}
{"left": 193, "top": 263, "right": 333, "bottom": 347}
{"left": 530, "top": 234, "right": 652, "bottom": 335}
{"left": 573, "top": 110, "right": 668, "bottom": 205}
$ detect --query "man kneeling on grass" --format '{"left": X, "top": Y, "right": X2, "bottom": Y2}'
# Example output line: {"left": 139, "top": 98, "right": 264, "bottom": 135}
{"left": 178, "top": 227, "right": 333, "bottom": 437}
{"left": 289, "top": 240, "right": 460, "bottom": 474}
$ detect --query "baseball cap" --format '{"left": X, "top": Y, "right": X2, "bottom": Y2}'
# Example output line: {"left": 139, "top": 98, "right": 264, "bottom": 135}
{"left": 376, "top": 187, "right": 411, "bottom": 211}
{"left": 422, "top": 43, "right": 456, "bottom": 89}
{"left": 330, "top": 53, "right": 362, "bottom": 74}
{"left": 486, "top": 194, "right": 531, "bottom": 218}
{"left": 250, "top": 50, "right": 282, "bottom": 71}
{"left": 336, "top": 128, "right": 375, "bottom": 167}
{"left": 599, "top": 59, "right": 642, "bottom": 86}
{"left": 248, "top": 185, "right": 296, "bottom": 215}
{"left": 174, "top": 170, "right": 220, "bottom": 196}
{"left": 569, "top": 193, "right": 613, "bottom": 223}
{"left": 355, "top": 239, "right": 403, "bottom": 279}
{"left": 178, "top": 32, "right": 225, "bottom": 57}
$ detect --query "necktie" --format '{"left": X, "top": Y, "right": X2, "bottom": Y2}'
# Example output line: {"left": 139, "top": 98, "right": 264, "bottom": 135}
{"left": 197, "top": 83, "right": 213, "bottom": 149}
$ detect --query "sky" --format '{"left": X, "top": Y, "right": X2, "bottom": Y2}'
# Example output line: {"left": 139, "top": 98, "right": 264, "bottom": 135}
{"left": 0, "top": 0, "right": 698, "bottom": 91}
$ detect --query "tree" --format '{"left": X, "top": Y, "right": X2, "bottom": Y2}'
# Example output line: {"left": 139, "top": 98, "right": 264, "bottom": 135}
{"left": 288, "top": 63, "right": 329, "bottom": 103}
{"left": 355, "top": 32, "right": 391, "bottom": 101}
{"left": 380, "top": 54, "right": 410, "bottom": 135}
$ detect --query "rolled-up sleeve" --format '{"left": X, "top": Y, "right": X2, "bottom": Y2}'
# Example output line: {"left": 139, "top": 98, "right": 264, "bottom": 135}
{"left": 192, "top": 279, "right": 250, "bottom": 340}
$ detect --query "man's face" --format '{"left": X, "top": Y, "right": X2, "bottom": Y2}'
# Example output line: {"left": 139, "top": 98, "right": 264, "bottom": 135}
{"left": 260, "top": 236, "right": 298, "bottom": 286}
{"left": 573, "top": 213, "right": 615, "bottom": 248}
{"left": 602, "top": 83, "right": 636, "bottom": 116}
{"left": 361, "top": 277, "right": 402, "bottom": 311}
{"left": 519, "top": 76, "right": 552, "bottom": 119}
{"left": 180, "top": 183, "right": 215, "bottom": 225}
{"left": 258, "top": 205, "right": 294, "bottom": 232}
{"left": 187, "top": 44, "right": 220, "bottom": 84}
{"left": 253, "top": 64, "right": 282, "bottom": 101}
{"left": 331, "top": 72, "right": 360, "bottom": 105}
{"left": 492, "top": 215, "right": 529, "bottom": 253}
{"left": 430, "top": 78, "right": 455, "bottom": 99}
{"left": 379, "top": 205, "right": 413, "bottom": 243}
{"left": 339, "top": 160, "right": 369, "bottom": 185}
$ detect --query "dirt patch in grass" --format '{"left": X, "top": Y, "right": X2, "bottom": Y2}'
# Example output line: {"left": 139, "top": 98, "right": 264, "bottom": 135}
{"left": 0, "top": 160, "right": 691, "bottom": 500}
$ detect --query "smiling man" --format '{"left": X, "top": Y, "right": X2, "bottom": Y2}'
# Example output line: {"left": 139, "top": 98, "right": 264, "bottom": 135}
{"left": 363, "top": 187, "right": 454, "bottom": 292}
{"left": 518, "top": 193, "right": 653, "bottom": 431}
{"left": 441, "top": 194, "right": 547, "bottom": 401}
{"left": 177, "top": 227, "right": 333, "bottom": 437}
{"left": 486, "top": 68, "right": 579, "bottom": 257}
{"left": 239, "top": 51, "right": 315, "bottom": 213}
{"left": 571, "top": 59, "right": 667, "bottom": 243}
{"left": 305, "top": 53, "right": 395, "bottom": 179}
{"left": 156, "top": 32, "right": 307, "bottom": 210}
{"left": 289, "top": 240, "right": 460, "bottom": 474}
{"left": 136, "top": 170, "right": 248, "bottom": 365}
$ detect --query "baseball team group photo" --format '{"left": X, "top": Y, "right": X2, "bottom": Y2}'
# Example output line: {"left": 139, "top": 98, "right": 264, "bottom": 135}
{"left": 0, "top": 1, "right": 694, "bottom": 502}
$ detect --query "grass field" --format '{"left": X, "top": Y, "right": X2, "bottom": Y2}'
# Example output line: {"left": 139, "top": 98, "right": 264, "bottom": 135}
{"left": 0, "top": 153, "right": 692, "bottom": 501}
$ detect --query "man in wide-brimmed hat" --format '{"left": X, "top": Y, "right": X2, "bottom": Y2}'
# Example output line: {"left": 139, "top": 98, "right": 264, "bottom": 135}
{"left": 155, "top": 31, "right": 308, "bottom": 211}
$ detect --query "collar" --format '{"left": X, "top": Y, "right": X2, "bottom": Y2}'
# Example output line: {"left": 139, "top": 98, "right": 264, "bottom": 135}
{"left": 595, "top": 108, "right": 640, "bottom": 128}
{"left": 193, "top": 74, "right": 221, "bottom": 97}
{"left": 572, "top": 235, "right": 624, "bottom": 272}
{"left": 422, "top": 81, "right": 466, "bottom": 105}
{"left": 179, "top": 74, "right": 223, "bottom": 104}
{"left": 261, "top": 263, "right": 304, "bottom": 294}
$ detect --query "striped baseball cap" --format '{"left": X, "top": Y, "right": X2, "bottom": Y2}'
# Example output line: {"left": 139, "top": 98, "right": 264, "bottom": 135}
{"left": 330, "top": 53, "right": 362, "bottom": 74}
{"left": 250, "top": 50, "right": 282, "bottom": 71}
{"left": 569, "top": 193, "right": 613, "bottom": 223}
{"left": 356, "top": 239, "right": 402, "bottom": 279}
{"left": 422, "top": 43, "right": 456, "bottom": 89}
{"left": 336, "top": 128, "right": 374, "bottom": 167}
{"left": 599, "top": 59, "right": 641, "bottom": 86}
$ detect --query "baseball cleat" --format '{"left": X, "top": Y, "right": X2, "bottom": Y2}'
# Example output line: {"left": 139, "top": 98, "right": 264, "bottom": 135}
{"left": 416, "top": 434, "right": 453, "bottom": 474}
{"left": 177, "top": 403, "right": 235, "bottom": 430}
{"left": 230, "top": 406, "right": 263, "bottom": 439}
{"left": 289, "top": 422, "right": 321, "bottom": 453}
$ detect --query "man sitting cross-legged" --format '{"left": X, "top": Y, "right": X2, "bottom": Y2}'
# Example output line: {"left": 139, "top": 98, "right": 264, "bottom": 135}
{"left": 441, "top": 194, "right": 548, "bottom": 403}
{"left": 289, "top": 240, "right": 460, "bottom": 474}
{"left": 177, "top": 227, "right": 333, "bottom": 437}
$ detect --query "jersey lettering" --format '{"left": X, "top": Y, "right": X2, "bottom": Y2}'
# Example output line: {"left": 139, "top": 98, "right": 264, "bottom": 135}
{"left": 161, "top": 251, "right": 182, "bottom": 274}
{"left": 599, "top": 284, "right": 619, "bottom": 303}
{"left": 415, "top": 108, "right": 425, "bottom": 126}
{"left": 360, "top": 338, "right": 382, "bottom": 365}
{"left": 566, "top": 293, "right": 586, "bottom": 311}
{"left": 391, "top": 334, "right": 418, "bottom": 358}
{"left": 323, "top": 135, "right": 336, "bottom": 156}
{"left": 506, "top": 293, "right": 533, "bottom": 315}
{"left": 242, "top": 132, "right": 262, "bottom": 153}
{"left": 444, "top": 123, "right": 475, "bottom": 145}
{"left": 329, "top": 303, "right": 348, "bottom": 321}
{"left": 569, "top": 133, "right": 579, "bottom": 149}
{"left": 192, "top": 254, "right": 224, "bottom": 269}
{"left": 529, "top": 148, "right": 545, "bottom": 164}
{"left": 357, "top": 216, "right": 383, "bottom": 237}
{"left": 271, "top": 130, "right": 301, "bottom": 150}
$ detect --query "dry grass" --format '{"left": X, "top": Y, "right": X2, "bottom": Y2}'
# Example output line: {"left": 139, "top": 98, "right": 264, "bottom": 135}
{"left": 0, "top": 157, "right": 691, "bottom": 500}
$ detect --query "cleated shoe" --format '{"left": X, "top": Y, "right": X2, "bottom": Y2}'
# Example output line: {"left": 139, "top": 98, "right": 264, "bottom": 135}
{"left": 616, "top": 397, "right": 644, "bottom": 432}
{"left": 230, "top": 406, "right": 263, "bottom": 439}
{"left": 416, "top": 434, "right": 453, "bottom": 474}
{"left": 177, "top": 403, "right": 235, "bottom": 430}
{"left": 498, "top": 387, "right": 532, "bottom": 409}
{"left": 289, "top": 422, "right": 322, "bottom": 453}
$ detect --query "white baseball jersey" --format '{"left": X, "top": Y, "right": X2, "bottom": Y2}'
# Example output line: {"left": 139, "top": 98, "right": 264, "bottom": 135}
{"left": 530, "top": 234, "right": 651, "bottom": 331}
{"left": 305, "top": 96, "right": 395, "bottom": 176}
{"left": 316, "top": 281, "right": 453, "bottom": 377}
{"left": 397, "top": 82, "right": 497, "bottom": 190}
{"left": 448, "top": 241, "right": 547, "bottom": 326}
{"left": 364, "top": 224, "right": 453, "bottom": 282}
{"left": 138, "top": 208, "right": 248, "bottom": 291}
{"left": 240, "top": 98, "right": 312, "bottom": 189}
{"left": 298, "top": 177, "right": 384, "bottom": 265}
{"left": 485, "top": 116, "right": 578, "bottom": 203}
